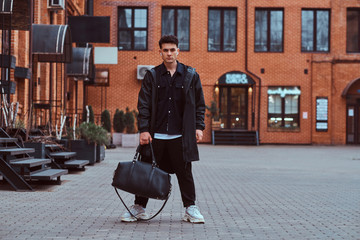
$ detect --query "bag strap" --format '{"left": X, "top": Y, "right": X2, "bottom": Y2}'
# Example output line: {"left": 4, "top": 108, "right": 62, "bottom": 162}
{"left": 114, "top": 187, "right": 171, "bottom": 221}
{"left": 118, "top": 141, "right": 170, "bottom": 221}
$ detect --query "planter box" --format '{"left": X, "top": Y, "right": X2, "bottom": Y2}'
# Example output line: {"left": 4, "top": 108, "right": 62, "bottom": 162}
{"left": 96, "top": 144, "right": 105, "bottom": 162}
{"left": 24, "top": 142, "right": 45, "bottom": 159}
{"left": 112, "top": 132, "right": 123, "bottom": 146}
{"left": 70, "top": 139, "right": 97, "bottom": 165}
{"left": 122, "top": 133, "right": 139, "bottom": 147}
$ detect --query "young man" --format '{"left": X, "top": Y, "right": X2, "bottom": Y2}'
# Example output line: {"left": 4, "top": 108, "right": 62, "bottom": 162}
{"left": 121, "top": 35, "right": 206, "bottom": 223}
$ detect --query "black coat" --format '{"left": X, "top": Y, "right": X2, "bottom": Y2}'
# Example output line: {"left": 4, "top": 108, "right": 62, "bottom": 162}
{"left": 137, "top": 63, "right": 205, "bottom": 162}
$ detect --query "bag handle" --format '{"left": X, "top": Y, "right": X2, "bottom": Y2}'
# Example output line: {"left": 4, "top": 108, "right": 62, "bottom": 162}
{"left": 114, "top": 187, "right": 171, "bottom": 221}
{"left": 134, "top": 141, "right": 157, "bottom": 167}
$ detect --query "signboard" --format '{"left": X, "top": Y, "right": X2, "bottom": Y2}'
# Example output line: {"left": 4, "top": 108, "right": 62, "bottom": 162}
{"left": 316, "top": 97, "right": 328, "bottom": 132}
{"left": 94, "top": 47, "right": 118, "bottom": 64}
{"left": 218, "top": 71, "right": 255, "bottom": 85}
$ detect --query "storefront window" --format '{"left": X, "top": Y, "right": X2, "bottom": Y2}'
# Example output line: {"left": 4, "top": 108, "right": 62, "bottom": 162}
{"left": 268, "top": 87, "right": 300, "bottom": 129}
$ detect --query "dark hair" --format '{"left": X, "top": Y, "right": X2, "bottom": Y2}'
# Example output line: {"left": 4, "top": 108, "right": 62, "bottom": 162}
{"left": 159, "top": 35, "right": 179, "bottom": 48}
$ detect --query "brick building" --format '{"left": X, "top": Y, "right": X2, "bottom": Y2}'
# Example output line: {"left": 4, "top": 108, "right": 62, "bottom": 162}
{"left": 2, "top": 0, "right": 360, "bottom": 145}
{"left": 88, "top": 0, "right": 360, "bottom": 145}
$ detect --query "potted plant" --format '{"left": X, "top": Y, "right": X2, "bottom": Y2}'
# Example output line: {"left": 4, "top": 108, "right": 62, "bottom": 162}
{"left": 113, "top": 109, "right": 125, "bottom": 146}
{"left": 122, "top": 107, "right": 139, "bottom": 147}
{"left": 206, "top": 100, "right": 221, "bottom": 129}
{"left": 70, "top": 122, "right": 110, "bottom": 165}
{"left": 99, "top": 109, "right": 111, "bottom": 162}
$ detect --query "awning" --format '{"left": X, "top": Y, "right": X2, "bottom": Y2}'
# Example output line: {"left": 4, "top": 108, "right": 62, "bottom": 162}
{"left": 0, "top": 0, "right": 13, "bottom": 13}
{"left": 14, "top": 66, "right": 31, "bottom": 79}
{"left": 342, "top": 78, "right": 360, "bottom": 97}
{"left": 68, "top": 16, "right": 110, "bottom": 43}
{"left": 66, "top": 47, "right": 93, "bottom": 77}
{"left": 0, "top": 0, "right": 30, "bottom": 30}
{"left": 0, "top": 54, "right": 16, "bottom": 68}
{"left": 218, "top": 71, "right": 256, "bottom": 85}
{"left": 32, "top": 24, "right": 72, "bottom": 63}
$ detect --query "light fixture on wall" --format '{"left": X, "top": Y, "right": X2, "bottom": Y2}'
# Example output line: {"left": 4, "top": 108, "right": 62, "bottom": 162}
{"left": 248, "top": 87, "right": 253, "bottom": 93}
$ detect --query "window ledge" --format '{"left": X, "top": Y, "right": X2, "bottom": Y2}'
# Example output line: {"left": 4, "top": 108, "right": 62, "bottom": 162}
{"left": 267, "top": 127, "right": 300, "bottom": 132}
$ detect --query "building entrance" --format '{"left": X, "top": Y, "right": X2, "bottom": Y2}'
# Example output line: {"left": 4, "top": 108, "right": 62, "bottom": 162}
{"left": 346, "top": 104, "right": 360, "bottom": 144}
{"left": 219, "top": 87, "right": 248, "bottom": 129}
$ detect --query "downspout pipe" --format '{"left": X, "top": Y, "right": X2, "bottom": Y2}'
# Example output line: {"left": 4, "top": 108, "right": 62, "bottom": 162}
{"left": 245, "top": 0, "right": 262, "bottom": 145}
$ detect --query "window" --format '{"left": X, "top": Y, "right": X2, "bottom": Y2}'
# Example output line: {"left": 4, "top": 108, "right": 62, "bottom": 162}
{"left": 94, "top": 68, "right": 109, "bottom": 86}
{"left": 118, "top": 7, "right": 148, "bottom": 50}
{"left": 268, "top": 87, "right": 300, "bottom": 129}
{"left": 255, "top": 9, "right": 284, "bottom": 52}
{"left": 301, "top": 9, "right": 330, "bottom": 52}
{"left": 208, "top": 8, "right": 237, "bottom": 52}
{"left": 347, "top": 9, "right": 360, "bottom": 52}
{"left": 162, "top": 7, "right": 190, "bottom": 51}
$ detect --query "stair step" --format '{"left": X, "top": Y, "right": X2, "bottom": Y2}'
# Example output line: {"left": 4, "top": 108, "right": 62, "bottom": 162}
{"left": 63, "top": 160, "right": 89, "bottom": 169}
{"left": 28, "top": 169, "right": 68, "bottom": 181}
{"left": 10, "top": 158, "right": 52, "bottom": 167}
{"left": 45, "top": 144, "right": 63, "bottom": 149}
{"left": 0, "top": 148, "right": 35, "bottom": 155}
{"left": 0, "top": 138, "right": 18, "bottom": 143}
{"left": 49, "top": 152, "right": 76, "bottom": 159}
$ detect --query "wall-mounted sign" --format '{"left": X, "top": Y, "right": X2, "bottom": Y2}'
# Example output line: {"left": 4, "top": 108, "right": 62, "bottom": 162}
{"left": 218, "top": 71, "right": 255, "bottom": 85}
{"left": 267, "top": 87, "right": 301, "bottom": 98}
{"left": 316, "top": 97, "right": 328, "bottom": 132}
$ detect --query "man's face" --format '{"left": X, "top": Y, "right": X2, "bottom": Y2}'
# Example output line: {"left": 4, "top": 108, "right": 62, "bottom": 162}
{"left": 159, "top": 43, "right": 179, "bottom": 64}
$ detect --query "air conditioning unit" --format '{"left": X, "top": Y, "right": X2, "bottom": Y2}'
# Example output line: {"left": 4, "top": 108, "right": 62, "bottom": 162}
{"left": 137, "top": 65, "right": 154, "bottom": 80}
{"left": 47, "top": 0, "right": 65, "bottom": 10}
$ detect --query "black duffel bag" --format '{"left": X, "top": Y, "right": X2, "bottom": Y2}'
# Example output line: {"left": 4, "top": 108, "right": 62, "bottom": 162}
{"left": 112, "top": 142, "right": 171, "bottom": 220}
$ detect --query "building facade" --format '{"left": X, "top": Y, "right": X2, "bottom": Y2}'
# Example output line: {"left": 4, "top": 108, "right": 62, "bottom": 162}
{"left": 88, "top": 0, "right": 360, "bottom": 145}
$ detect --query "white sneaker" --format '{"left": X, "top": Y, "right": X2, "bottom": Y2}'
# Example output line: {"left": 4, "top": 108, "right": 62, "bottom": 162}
{"left": 183, "top": 205, "right": 205, "bottom": 224}
{"left": 121, "top": 204, "right": 149, "bottom": 222}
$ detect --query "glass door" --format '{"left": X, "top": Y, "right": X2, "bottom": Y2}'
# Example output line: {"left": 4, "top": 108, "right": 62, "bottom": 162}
{"left": 219, "top": 87, "right": 248, "bottom": 129}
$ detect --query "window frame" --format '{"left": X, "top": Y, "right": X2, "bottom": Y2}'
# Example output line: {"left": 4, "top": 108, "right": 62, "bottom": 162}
{"left": 161, "top": 6, "right": 190, "bottom": 51}
{"left": 254, "top": 8, "right": 284, "bottom": 53}
{"left": 301, "top": 8, "right": 331, "bottom": 53}
{"left": 207, "top": 7, "right": 238, "bottom": 52}
{"left": 118, "top": 7, "right": 149, "bottom": 51}
{"left": 267, "top": 86, "right": 301, "bottom": 130}
{"left": 346, "top": 8, "right": 360, "bottom": 53}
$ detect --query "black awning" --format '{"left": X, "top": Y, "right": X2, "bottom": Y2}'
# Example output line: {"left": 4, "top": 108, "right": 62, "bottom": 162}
{"left": 218, "top": 71, "right": 256, "bottom": 85}
{"left": 0, "top": 54, "right": 16, "bottom": 68}
{"left": 32, "top": 24, "right": 72, "bottom": 63}
{"left": 0, "top": 0, "right": 30, "bottom": 30}
{"left": 68, "top": 16, "right": 110, "bottom": 43}
{"left": 66, "top": 47, "right": 93, "bottom": 77}
{"left": 0, "top": 0, "right": 13, "bottom": 13}
{"left": 14, "top": 66, "right": 31, "bottom": 79}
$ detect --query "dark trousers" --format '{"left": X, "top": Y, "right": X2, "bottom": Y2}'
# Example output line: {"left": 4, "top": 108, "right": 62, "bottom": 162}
{"left": 135, "top": 137, "right": 196, "bottom": 208}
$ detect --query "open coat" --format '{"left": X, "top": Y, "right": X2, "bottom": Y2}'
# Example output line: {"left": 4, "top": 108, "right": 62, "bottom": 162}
{"left": 137, "top": 63, "right": 205, "bottom": 162}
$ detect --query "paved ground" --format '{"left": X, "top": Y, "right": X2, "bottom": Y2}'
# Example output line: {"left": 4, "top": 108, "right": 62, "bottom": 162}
{"left": 0, "top": 144, "right": 359, "bottom": 240}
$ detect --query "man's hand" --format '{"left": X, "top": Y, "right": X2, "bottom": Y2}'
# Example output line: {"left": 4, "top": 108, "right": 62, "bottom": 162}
{"left": 196, "top": 129, "right": 203, "bottom": 143}
{"left": 140, "top": 132, "right": 152, "bottom": 145}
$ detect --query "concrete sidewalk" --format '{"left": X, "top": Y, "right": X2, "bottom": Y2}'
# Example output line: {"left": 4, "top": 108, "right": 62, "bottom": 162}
{"left": 0, "top": 145, "right": 359, "bottom": 239}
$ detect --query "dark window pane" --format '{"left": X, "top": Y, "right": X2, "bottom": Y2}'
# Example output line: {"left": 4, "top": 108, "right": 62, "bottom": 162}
{"left": 208, "top": 10, "right": 221, "bottom": 51}
{"left": 134, "top": 31, "right": 147, "bottom": 50}
{"left": 302, "top": 10, "right": 314, "bottom": 51}
{"left": 347, "top": 10, "right": 360, "bottom": 52}
{"left": 119, "top": 31, "right": 131, "bottom": 50}
{"left": 270, "top": 11, "right": 283, "bottom": 52}
{"left": 162, "top": 9, "right": 175, "bottom": 35}
{"left": 316, "top": 10, "right": 329, "bottom": 51}
{"left": 119, "top": 8, "right": 132, "bottom": 28}
{"left": 134, "top": 9, "right": 147, "bottom": 28}
{"left": 223, "top": 10, "right": 236, "bottom": 51}
{"left": 177, "top": 9, "right": 190, "bottom": 51}
{"left": 255, "top": 10, "right": 268, "bottom": 51}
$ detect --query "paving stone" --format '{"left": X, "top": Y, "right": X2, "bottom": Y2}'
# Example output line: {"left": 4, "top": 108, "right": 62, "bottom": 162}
{"left": 0, "top": 145, "right": 359, "bottom": 239}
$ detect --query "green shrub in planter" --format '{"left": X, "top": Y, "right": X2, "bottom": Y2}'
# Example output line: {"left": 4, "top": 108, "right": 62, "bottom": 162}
{"left": 113, "top": 109, "right": 125, "bottom": 133}
{"left": 124, "top": 107, "right": 135, "bottom": 133}
{"left": 76, "top": 122, "right": 110, "bottom": 145}
{"left": 101, "top": 109, "right": 111, "bottom": 133}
